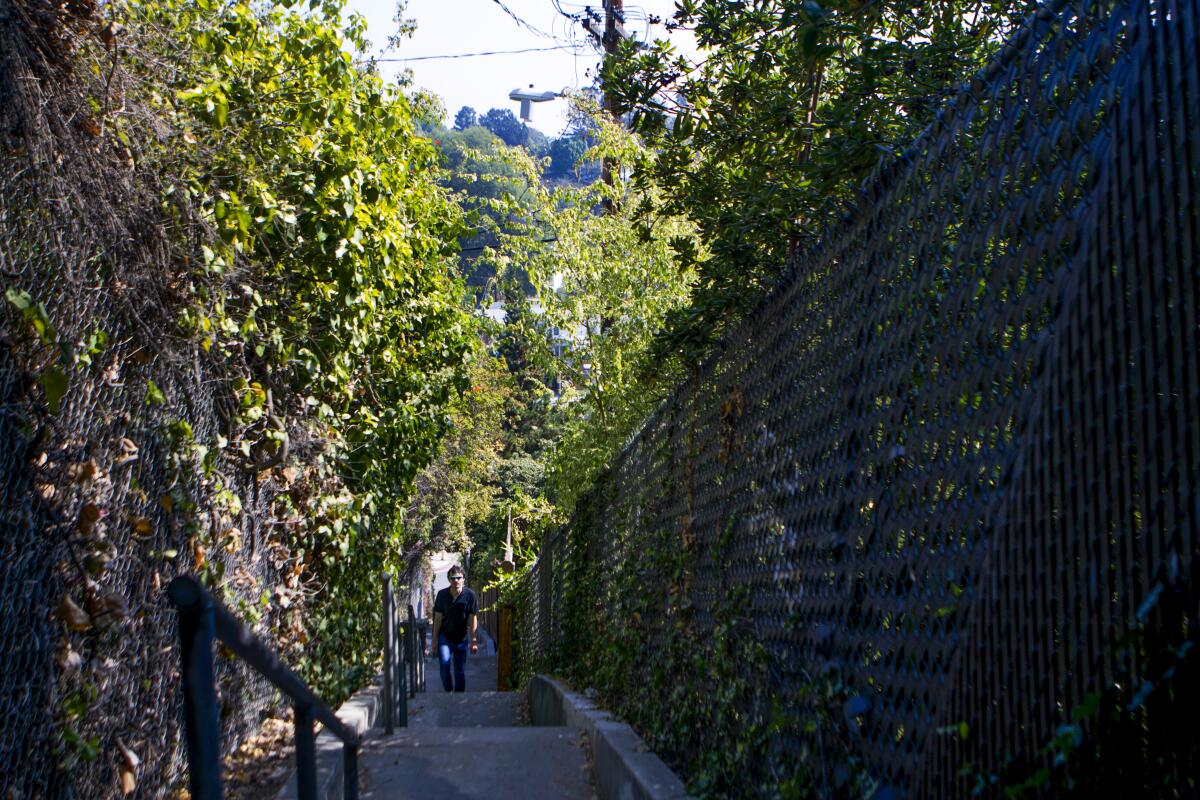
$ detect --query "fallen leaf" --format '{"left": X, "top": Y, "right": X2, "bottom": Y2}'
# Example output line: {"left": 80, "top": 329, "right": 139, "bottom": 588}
{"left": 223, "top": 528, "right": 241, "bottom": 554}
{"left": 84, "top": 551, "right": 111, "bottom": 575}
{"left": 56, "top": 643, "right": 82, "bottom": 672}
{"left": 102, "top": 360, "right": 120, "bottom": 385}
{"left": 78, "top": 503, "right": 101, "bottom": 534}
{"left": 57, "top": 595, "right": 91, "bottom": 631}
{"left": 114, "top": 438, "right": 139, "bottom": 465}
{"left": 191, "top": 538, "right": 206, "bottom": 570}
{"left": 119, "top": 764, "right": 136, "bottom": 795}
{"left": 98, "top": 21, "right": 120, "bottom": 49}
{"left": 36, "top": 483, "right": 57, "bottom": 501}
{"left": 105, "top": 592, "right": 129, "bottom": 620}
{"left": 159, "top": 494, "right": 175, "bottom": 513}
{"left": 116, "top": 738, "right": 140, "bottom": 769}
{"left": 88, "top": 590, "right": 128, "bottom": 625}
{"left": 131, "top": 516, "right": 153, "bottom": 537}
{"left": 67, "top": 459, "right": 100, "bottom": 483}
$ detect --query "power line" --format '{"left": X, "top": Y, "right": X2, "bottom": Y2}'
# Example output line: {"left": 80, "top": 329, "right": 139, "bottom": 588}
{"left": 489, "top": 0, "right": 556, "bottom": 39}
{"left": 372, "top": 45, "right": 589, "bottom": 63}
{"left": 487, "top": 0, "right": 589, "bottom": 49}
{"left": 550, "top": 0, "right": 599, "bottom": 92}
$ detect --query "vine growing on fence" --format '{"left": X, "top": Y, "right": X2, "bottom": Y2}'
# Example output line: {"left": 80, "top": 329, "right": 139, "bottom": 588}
{"left": 2, "top": 0, "right": 476, "bottom": 794}
{"left": 119, "top": 0, "right": 475, "bottom": 698}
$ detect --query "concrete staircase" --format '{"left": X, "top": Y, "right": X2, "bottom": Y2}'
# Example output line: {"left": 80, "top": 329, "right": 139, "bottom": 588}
{"left": 355, "top": 650, "right": 595, "bottom": 799}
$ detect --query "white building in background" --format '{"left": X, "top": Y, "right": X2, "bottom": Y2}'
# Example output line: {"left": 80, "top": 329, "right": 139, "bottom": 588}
{"left": 474, "top": 292, "right": 589, "bottom": 373}
{"left": 481, "top": 300, "right": 507, "bottom": 325}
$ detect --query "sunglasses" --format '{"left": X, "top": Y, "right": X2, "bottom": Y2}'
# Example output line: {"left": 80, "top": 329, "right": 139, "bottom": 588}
{"left": 449, "top": 575, "right": 464, "bottom": 581}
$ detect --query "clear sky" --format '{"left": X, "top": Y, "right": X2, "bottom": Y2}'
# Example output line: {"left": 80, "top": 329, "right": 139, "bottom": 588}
{"left": 343, "top": 0, "right": 695, "bottom": 137}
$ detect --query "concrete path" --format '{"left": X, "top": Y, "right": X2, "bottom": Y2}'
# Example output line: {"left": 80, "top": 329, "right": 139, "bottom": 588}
{"left": 359, "top": 648, "right": 595, "bottom": 799}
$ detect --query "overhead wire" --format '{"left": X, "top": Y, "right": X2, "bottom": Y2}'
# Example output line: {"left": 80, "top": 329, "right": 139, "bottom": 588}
{"left": 488, "top": 0, "right": 557, "bottom": 39}
{"left": 375, "top": 1, "right": 685, "bottom": 127}
{"left": 486, "top": 0, "right": 592, "bottom": 49}
{"left": 371, "top": 44, "right": 591, "bottom": 63}
{"left": 549, "top": 0, "right": 605, "bottom": 96}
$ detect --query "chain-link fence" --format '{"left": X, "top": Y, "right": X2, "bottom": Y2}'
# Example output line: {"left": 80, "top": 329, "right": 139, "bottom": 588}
{"left": 0, "top": 2, "right": 328, "bottom": 797}
{"left": 517, "top": 0, "right": 1199, "bottom": 795}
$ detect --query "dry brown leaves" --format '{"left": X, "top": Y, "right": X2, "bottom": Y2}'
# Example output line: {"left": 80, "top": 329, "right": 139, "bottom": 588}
{"left": 222, "top": 714, "right": 295, "bottom": 800}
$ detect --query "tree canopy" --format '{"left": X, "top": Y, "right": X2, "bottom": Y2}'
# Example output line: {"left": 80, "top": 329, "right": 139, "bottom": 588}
{"left": 128, "top": 0, "right": 476, "bottom": 698}
{"left": 454, "top": 105, "right": 478, "bottom": 130}
{"left": 479, "top": 107, "right": 528, "bottom": 147}
{"left": 609, "top": 0, "right": 1038, "bottom": 356}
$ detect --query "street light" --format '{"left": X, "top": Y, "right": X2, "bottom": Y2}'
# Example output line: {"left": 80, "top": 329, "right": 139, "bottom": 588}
{"left": 509, "top": 85, "right": 559, "bottom": 122}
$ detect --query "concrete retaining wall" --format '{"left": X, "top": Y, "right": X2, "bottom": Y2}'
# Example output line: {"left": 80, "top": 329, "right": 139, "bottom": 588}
{"left": 276, "top": 678, "right": 383, "bottom": 800}
{"left": 527, "top": 675, "right": 692, "bottom": 800}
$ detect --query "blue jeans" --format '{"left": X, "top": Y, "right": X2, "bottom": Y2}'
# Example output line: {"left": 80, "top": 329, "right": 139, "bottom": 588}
{"left": 438, "top": 634, "right": 468, "bottom": 692}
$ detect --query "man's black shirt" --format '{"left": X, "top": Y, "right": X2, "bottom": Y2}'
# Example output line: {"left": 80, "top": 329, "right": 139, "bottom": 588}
{"left": 433, "top": 586, "right": 478, "bottom": 644}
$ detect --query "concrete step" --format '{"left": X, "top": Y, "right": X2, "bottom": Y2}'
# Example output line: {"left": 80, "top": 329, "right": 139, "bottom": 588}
{"left": 421, "top": 653, "right": 498, "bottom": 692}
{"left": 407, "top": 690, "right": 520, "bottom": 727}
{"left": 360, "top": 726, "right": 594, "bottom": 799}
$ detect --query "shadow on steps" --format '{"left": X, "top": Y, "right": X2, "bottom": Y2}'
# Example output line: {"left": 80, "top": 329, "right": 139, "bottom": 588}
{"left": 359, "top": 648, "right": 595, "bottom": 799}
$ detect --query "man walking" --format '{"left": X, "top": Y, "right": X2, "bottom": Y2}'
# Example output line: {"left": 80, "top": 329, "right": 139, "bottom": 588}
{"left": 431, "top": 565, "right": 479, "bottom": 692}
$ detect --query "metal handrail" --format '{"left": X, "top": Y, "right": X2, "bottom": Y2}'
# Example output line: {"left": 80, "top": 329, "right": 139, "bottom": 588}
{"left": 382, "top": 573, "right": 406, "bottom": 732}
{"left": 419, "top": 621, "right": 426, "bottom": 689}
{"left": 407, "top": 605, "right": 418, "bottom": 699}
{"left": 168, "top": 575, "right": 360, "bottom": 800}
{"left": 382, "top": 576, "right": 427, "bottom": 733}
{"left": 416, "top": 609, "right": 427, "bottom": 693}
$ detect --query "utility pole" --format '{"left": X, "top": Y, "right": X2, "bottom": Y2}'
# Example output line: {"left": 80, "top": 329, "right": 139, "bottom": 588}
{"left": 601, "top": 0, "right": 623, "bottom": 122}
{"left": 582, "top": 0, "right": 625, "bottom": 118}
{"left": 582, "top": 1, "right": 626, "bottom": 336}
{"left": 582, "top": 1, "right": 626, "bottom": 199}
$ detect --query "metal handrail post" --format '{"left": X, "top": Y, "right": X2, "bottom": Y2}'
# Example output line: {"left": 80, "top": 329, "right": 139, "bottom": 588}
{"left": 294, "top": 703, "right": 318, "bottom": 800}
{"left": 407, "top": 605, "right": 418, "bottom": 699}
{"left": 418, "top": 622, "right": 426, "bottom": 692}
{"left": 382, "top": 574, "right": 394, "bottom": 734}
{"left": 170, "top": 581, "right": 223, "bottom": 800}
{"left": 397, "top": 607, "right": 408, "bottom": 726}
{"left": 168, "top": 576, "right": 361, "bottom": 796}
{"left": 344, "top": 741, "right": 359, "bottom": 799}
